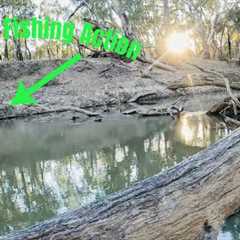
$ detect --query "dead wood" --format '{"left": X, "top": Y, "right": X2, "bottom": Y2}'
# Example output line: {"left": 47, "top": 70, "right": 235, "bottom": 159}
{"left": 138, "top": 105, "right": 183, "bottom": 118}
{"left": 207, "top": 102, "right": 230, "bottom": 115}
{"left": 187, "top": 63, "right": 240, "bottom": 107}
{"left": 67, "top": 3, "right": 94, "bottom": 21}
{"left": 222, "top": 115, "right": 240, "bottom": 127}
{"left": 168, "top": 79, "right": 240, "bottom": 91}
{"left": 207, "top": 94, "right": 240, "bottom": 123}
{"left": 3, "top": 129, "right": 240, "bottom": 240}
{"left": 139, "top": 109, "right": 170, "bottom": 117}
{"left": 128, "top": 92, "right": 160, "bottom": 104}
{"left": 125, "top": 96, "right": 185, "bottom": 117}
{"left": 122, "top": 109, "right": 138, "bottom": 115}
{"left": 207, "top": 94, "right": 240, "bottom": 130}
{"left": 138, "top": 57, "right": 176, "bottom": 72}
{"left": 0, "top": 106, "right": 100, "bottom": 120}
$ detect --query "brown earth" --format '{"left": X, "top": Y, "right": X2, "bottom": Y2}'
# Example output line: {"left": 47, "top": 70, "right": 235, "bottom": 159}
{"left": 0, "top": 57, "right": 239, "bottom": 121}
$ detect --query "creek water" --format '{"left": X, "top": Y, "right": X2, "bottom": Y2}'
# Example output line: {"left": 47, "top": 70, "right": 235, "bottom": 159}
{"left": 0, "top": 113, "right": 237, "bottom": 238}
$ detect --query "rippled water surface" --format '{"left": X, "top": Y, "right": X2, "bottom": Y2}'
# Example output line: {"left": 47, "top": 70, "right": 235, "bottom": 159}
{"left": 0, "top": 113, "right": 235, "bottom": 237}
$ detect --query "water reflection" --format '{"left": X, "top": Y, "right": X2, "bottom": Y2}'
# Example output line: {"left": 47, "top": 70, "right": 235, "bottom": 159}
{"left": 175, "top": 112, "right": 229, "bottom": 148}
{"left": 0, "top": 114, "right": 230, "bottom": 235}
{"left": 218, "top": 212, "right": 240, "bottom": 240}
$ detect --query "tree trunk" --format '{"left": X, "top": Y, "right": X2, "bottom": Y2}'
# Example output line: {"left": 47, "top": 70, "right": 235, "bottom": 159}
{"left": 219, "top": 27, "right": 225, "bottom": 59}
{"left": 207, "top": 14, "right": 219, "bottom": 59}
{"left": 163, "top": 0, "right": 170, "bottom": 29}
{"left": 203, "top": 39, "right": 211, "bottom": 59}
{"left": 2, "top": 129, "right": 240, "bottom": 240}
{"left": 13, "top": 39, "right": 24, "bottom": 61}
{"left": 238, "top": 41, "right": 240, "bottom": 64}
{"left": 47, "top": 47, "right": 52, "bottom": 60}
{"left": 227, "top": 30, "right": 232, "bottom": 60}
{"left": 24, "top": 39, "right": 31, "bottom": 60}
{"left": 4, "top": 40, "right": 9, "bottom": 60}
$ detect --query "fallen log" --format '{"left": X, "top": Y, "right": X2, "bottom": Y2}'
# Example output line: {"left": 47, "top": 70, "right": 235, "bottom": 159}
{"left": 2, "top": 129, "right": 240, "bottom": 240}
{"left": 168, "top": 79, "right": 240, "bottom": 91}
{"left": 0, "top": 106, "right": 100, "bottom": 120}
{"left": 168, "top": 62, "right": 240, "bottom": 94}
{"left": 207, "top": 96, "right": 240, "bottom": 126}
{"left": 138, "top": 57, "right": 177, "bottom": 72}
{"left": 187, "top": 63, "right": 240, "bottom": 107}
{"left": 128, "top": 92, "right": 160, "bottom": 104}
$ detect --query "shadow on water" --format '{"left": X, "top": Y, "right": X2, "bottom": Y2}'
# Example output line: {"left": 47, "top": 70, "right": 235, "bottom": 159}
{"left": 0, "top": 113, "right": 233, "bottom": 236}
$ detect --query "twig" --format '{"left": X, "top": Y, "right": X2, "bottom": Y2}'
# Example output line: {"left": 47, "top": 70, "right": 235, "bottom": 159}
{"left": 98, "top": 64, "right": 114, "bottom": 75}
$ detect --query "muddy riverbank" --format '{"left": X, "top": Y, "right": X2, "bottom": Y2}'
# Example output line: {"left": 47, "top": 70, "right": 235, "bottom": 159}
{"left": 0, "top": 57, "right": 239, "bottom": 122}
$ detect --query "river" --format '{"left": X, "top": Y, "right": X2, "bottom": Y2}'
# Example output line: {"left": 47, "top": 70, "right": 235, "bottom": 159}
{"left": 0, "top": 113, "right": 237, "bottom": 238}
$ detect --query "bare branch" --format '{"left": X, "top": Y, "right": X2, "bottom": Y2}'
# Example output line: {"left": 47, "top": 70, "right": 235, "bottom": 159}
{"left": 67, "top": 0, "right": 92, "bottom": 21}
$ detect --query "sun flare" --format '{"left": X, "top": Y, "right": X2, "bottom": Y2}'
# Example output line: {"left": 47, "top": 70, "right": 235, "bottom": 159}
{"left": 167, "top": 31, "right": 195, "bottom": 53}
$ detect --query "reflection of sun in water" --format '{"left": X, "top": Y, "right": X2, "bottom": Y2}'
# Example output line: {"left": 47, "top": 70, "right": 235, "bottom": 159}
{"left": 180, "top": 118, "right": 194, "bottom": 141}
{"left": 167, "top": 31, "right": 195, "bottom": 53}
{"left": 175, "top": 113, "right": 213, "bottom": 148}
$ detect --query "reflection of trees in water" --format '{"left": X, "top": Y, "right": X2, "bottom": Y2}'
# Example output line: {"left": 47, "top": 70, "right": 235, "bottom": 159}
{"left": 0, "top": 164, "right": 59, "bottom": 234}
{"left": 78, "top": 127, "right": 181, "bottom": 194}
{"left": 0, "top": 127, "right": 175, "bottom": 233}
{"left": 174, "top": 113, "right": 230, "bottom": 148}
{"left": 0, "top": 116, "right": 230, "bottom": 234}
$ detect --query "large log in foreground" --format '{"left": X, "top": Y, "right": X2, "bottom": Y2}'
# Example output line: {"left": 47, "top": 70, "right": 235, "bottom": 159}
{"left": 3, "top": 129, "right": 240, "bottom": 240}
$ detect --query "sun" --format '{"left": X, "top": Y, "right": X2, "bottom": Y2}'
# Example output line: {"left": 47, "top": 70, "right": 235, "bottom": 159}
{"left": 167, "top": 31, "right": 195, "bottom": 54}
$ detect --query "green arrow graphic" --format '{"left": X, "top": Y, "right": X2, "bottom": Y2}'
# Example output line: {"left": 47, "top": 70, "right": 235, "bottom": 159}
{"left": 10, "top": 53, "right": 82, "bottom": 106}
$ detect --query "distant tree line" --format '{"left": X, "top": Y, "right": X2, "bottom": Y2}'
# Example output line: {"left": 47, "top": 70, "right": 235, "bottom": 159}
{"left": 0, "top": 0, "right": 240, "bottom": 61}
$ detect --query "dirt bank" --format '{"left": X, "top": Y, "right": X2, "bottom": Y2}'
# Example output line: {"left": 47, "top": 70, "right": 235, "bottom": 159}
{"left": 0, "top": 57, "right": 239, "bottom": 122}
